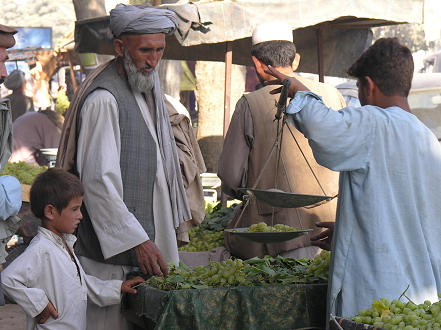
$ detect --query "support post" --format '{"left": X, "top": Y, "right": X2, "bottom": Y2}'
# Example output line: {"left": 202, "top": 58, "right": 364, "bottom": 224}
{"left": 221, "top": 41, "right": 233, "bottom": 205}
{"left": 223, "top": 41, "right": 233, "bottom": 137}
{"left": 316, "top": 28, "right": 324, "bottom": 83}
{"left": 67, "top": 52, "right": 78, "bottom": 93}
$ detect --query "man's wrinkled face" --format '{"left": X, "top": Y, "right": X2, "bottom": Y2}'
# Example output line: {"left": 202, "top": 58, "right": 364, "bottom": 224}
{"left": 0, "top": 47, "right": 8, "bottom": 85}
{"left": 119, "top": 33, "right": 166, "bottom": 92}
{"left": 123, "top": 33, "right": 165, "bottom": 73}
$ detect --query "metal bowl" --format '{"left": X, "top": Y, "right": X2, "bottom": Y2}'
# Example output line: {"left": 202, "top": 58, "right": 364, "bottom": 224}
{"left": 224, "top": 227, "right": 313, "bottom": 243}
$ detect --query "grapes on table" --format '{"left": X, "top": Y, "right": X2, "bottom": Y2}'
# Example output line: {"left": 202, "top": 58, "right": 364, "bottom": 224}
{"left": 178, "top": 227, "right": 224, "bottom": 252}
{"left": 146, "top": 251, "right": 330, "bottom": 290}
{"left": 179, "top": 202, "right": 241, "bottom": 252}
{"left": 0, "top": 162, "right": 47, "bottom": 185}
{"left": 351, "top": 293, "right": 441, "bottom": 329}
{"left": 246, "top": 222, "right": 299, "bottom": 233}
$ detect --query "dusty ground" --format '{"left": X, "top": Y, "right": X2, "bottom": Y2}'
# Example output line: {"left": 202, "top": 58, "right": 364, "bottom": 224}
{"left": 0, "top": 304, "right": 26, "bottom": 330}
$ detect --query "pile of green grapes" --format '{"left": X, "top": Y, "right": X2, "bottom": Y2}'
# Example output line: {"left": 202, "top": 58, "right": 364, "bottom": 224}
{"left": 352, "top": 293, "right": 441, "bottom": 329}
{"left": 0, "top": 162, "right": 47, "bottom": 185}
{"left": 246, "top": 222, "right": 298, "bottom": 232}
{"left": 179, "top": 202, "right": 241, "bottom": 252}
{"left": 178, "top": 227, "right": 224, "bottom": 252}
{"left": 146, "top": 252, "right": 330, "bottom": 290}
{"left": 305, "top": 250, "right": 330, "bottom": 281}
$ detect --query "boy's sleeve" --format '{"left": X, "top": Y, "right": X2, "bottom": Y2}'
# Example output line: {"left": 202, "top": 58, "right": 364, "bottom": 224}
{"left": 84, "top": 274, "right": 122, "bottom": 307}
{"left": 1, "top": 247, "right": 49, "bottom": 317}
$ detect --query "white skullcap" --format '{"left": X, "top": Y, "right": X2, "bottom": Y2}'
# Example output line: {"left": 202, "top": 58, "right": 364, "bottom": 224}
{"left": 252, "top": 21, "right": 293, "bottom": 46}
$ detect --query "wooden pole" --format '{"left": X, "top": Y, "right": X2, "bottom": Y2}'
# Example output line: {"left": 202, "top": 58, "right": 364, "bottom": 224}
{"left": 221, "top": 41, "right": 233, "bottom": 205}
{"left": 316, "top": 28, "right": 324, "bottom": 83}
{"left": 223, "top": 41, "right": 233, "bottom": 137}
{"left": 67, "top": 52, "right": 78, "bottom": 93}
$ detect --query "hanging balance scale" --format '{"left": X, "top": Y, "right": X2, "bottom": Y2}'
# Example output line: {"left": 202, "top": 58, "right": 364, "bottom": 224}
{"left": 224, "top": 79, "right": 336, "bottom": 243}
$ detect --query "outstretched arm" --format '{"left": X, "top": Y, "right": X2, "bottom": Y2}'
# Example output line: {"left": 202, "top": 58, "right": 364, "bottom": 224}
{"left": 263, "top": 66, "right": 375, "bottom": 172}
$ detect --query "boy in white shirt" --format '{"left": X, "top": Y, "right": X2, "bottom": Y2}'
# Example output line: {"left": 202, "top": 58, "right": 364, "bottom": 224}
{"left": 1, "top": 168, "right": 144, "bottom": 329}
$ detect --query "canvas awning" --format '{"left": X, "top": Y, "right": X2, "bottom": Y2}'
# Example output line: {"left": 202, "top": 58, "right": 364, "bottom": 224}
{"left": 74, "top": 0, "right": 424, "bottom": 136}
{"left": 75, "top": 0, "right": 423, "bottom": 77}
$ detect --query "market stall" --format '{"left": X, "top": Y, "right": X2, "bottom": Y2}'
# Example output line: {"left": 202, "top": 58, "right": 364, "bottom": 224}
{"left": 123, "top": 250, "right": 330, "bottom": 329}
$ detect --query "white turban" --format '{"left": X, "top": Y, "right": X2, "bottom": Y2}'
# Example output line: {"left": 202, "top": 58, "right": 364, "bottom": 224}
{"left": 110, "top": 4, "right": 178, "bottom": 38}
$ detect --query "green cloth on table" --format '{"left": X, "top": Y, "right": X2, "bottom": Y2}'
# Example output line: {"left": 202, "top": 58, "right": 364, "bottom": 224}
{"left": 125, "top": 283, "right": 327, "bottom": 329}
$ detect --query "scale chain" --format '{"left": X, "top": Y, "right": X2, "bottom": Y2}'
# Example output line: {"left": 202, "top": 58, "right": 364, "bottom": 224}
{"left": 284, "top": 119, "right": 328, "bottom": 196}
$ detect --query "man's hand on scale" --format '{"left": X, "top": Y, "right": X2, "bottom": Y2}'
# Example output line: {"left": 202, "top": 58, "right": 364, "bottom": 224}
{"left": 263, "top": 65, "right": 309, "bottom": 98}
{"left": 134, "top": 240, "right": 169, "bottom": 277}
{"left": 310, "top": 222, "right": 334, "bottom": 251}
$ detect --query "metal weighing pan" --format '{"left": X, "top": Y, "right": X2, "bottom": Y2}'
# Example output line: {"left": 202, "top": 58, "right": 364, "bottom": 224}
{"left": 239, "top": 188, "right": 333, "bottom": 208}
{"left": 224, "top": 228, "right": 313, "bottom": 243}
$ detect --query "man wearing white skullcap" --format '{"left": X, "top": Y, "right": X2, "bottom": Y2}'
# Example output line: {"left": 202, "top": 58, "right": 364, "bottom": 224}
{"left": 57, "top": 4, "right": 191, "bottom": 329}
{"left": 219, "top": 21, "right": 346, "bottom": 260}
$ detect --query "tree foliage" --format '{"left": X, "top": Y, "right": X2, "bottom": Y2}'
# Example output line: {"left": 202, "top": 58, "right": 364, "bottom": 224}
{"left": 372, "top": 24, "right": 429, "bottom": 52}
{"left": 0, "top": 0, "right": 74, "bottom": 47}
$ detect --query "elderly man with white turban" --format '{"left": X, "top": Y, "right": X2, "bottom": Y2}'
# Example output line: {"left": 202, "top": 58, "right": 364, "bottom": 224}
{"left": 57, "top": 4, "right": 191, "bottom": 329}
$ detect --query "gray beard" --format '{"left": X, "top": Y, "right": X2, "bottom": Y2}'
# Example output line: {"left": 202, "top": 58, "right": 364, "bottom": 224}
{"left": 123, "top": 49, "right": 157, "bottom": 92}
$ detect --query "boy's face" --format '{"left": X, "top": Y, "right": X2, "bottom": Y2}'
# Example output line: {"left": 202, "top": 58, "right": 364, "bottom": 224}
{"left": 44, "top": 196, "right": 83, "bottom": 237}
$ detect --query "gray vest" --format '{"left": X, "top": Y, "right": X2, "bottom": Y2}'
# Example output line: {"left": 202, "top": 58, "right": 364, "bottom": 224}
{"left": 74, "top": 61, "right": 156, "bottom": 266}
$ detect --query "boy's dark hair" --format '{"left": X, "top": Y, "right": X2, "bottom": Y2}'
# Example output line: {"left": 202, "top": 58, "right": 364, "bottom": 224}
{"left": 30, "top": 168, "right": 84, "bottom": 220}
{"left": 251, "top": 40, "right": 296, "bottom": 68}
{"left": 347, "top": 38, "right": 414, "bottom": 97}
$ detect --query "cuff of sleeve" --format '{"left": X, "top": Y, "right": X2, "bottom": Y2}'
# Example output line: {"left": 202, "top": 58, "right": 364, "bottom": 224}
{"left": 286, "top": 91, "right": 323, "bottom": 115}
{"left": 100, "top": 219, "right": 149, "bottom": 259}
{"left": 28, "top": 294, "right": 49, "bottom": 318}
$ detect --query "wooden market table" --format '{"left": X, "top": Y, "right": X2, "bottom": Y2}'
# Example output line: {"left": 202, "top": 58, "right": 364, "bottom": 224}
{"left": 123, "top": 282, "right": 327, "bottom": 330}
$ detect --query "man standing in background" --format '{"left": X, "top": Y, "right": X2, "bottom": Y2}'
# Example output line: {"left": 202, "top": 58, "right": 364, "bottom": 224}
{"left": 218, "top": 22, "right": 345, "bottom": 260}
{"left": 4, "top": 69, "right": 34, "bottom": 122}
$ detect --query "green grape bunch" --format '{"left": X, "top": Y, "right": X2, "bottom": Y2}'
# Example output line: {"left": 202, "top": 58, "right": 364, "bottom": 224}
{"left": 179, "top": 227, "right": 224, "bottom": 252}
{"left": 0, "top": 162, "right": 47, "bottom": 185}
{"left": 179, "top": 202, "right": 241, "bottom": 252}
{"left": 352, "top": 291, "right": 441, "bottom": 329}
{"left": 145, "top": 251, "right": 330, "bottom": 291}
{"left": 305, "top": 250, "right": 330, "bottom": 281}
{"left": 246, "top": 222, "right": 299, "bottom": 233}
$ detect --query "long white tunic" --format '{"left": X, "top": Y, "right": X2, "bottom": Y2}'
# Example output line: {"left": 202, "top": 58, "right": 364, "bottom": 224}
{"left": 77, "top": 89, "right": 178, "bottom": 265}
{"left": 286, "top": 91, "right": 441, "bottom": 318}
{"left": 1, "top": 227, "right": 122, "bottom": 330}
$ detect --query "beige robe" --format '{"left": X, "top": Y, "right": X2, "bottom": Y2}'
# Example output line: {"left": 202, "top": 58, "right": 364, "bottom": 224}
{"left": 218, "top": 75, "right": 346, "bottom": 259}
{"left": 165, "top": 95, "right": 206, "bottom": 243}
